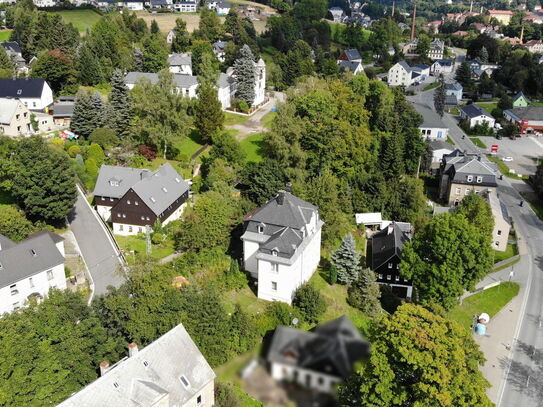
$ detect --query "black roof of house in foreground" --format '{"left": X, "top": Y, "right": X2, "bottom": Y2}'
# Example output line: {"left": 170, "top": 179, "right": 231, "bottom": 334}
{"left": 0, "top": 78, "right": 47, "bottom": 99}
{"left": 371, "top": 222, "right": 411, "bottom": 271}
{"left": 267, "top": 316, "right": 369, "bottom": 378}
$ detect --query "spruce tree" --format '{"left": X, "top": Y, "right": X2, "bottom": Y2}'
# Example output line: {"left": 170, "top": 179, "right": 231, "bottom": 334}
{"left": 71, "top": 91, "right": 105, "bottom": 139}
{"left": 479, "top": 46, "right": 488, "bottom": 63}
{"left": 434, "top": 74, "right": 446, "bottom": 117}
{"left": 347, "top": 268, "right": 382, "bottom": 317}
{"left": 233, "top": 44, "right": 256, "bottom": 106}
{"left": 78, "top": 43, "right": 102, "bottom": 86}
{"left": 195, "top": 54, "right": 224, "bottom": 143}
{"left": 380, "top": 134, "right": 404, "bottom": 179}
{"left": 331, "top": 234, "right": 362, "bottom": 285}
{"left": 150, "top": 19, "right": 160, "bottom": 34}
{"left": 0, "top": 47, "right": 13, "bottom": 77}
{"left": 108, "top": 69, "right": 133, "bottom": 139}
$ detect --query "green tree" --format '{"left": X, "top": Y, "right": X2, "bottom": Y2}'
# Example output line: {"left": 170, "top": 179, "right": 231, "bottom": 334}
{"left": 479, "top": 46, "right": 489, "bottom": 63}
{"left": 415, "top": 35, "right": 431, "bottom": 58}
{"left": 347, "top": 268, "right": 381, "bottom": 317}
{"left": 195, "top": 53, "right": 224, "bottom": 143}
{"left": 86, "top": 143, "right": 105, "bottom": 166}
{"left": 338, "top": 304, "right": 493, "bottom": 407}
{"left": 71, "top": 91, "right": 106, "bottom": 139}
{"left": 293, "top": 0, "right": 328, "bottom": 26}
{"left": 400, "top": 213, "right": 494, "bottom": 310}
{"left": 31, "top": 50, "right": 77, "bottom": 94}
{"left": 142, "top": 34, "right": 168, "bottom": 72}
{"left": 331, "top": 234, "right": 362, "bottom": 285}
{"left": 233, "top": 44, "right": 256, "bottom": 105}
{"left": 209, "top": 131, "right": 245, "bottom": 165}
{"left": 292, "top": 282, "right": 326, "bottom": 324}
{"left": 455, "top": 61, "right": 473, "bottom": 88}
{"left": 196, "top": 8, "right": 223, "bottom": 42}
{"left": 224, "top": 258, "right": 248, "bottom": 290}
{"left": 434, "top": 74, "right": 446, "bottom": 117}
{"left": 0, "top": 204, "right": 35, "bottom": 241}
{"left": 171, "top": 19, "right": 191, "bottom": 53}
{"left": 89, "top": 127, "right": 120, "bottom": 149}
{"left": 0, "top": 46, "right": 14, "bottom": 78}
{"left": 241, "top": 160, "right": 287, "bottom": 205}
{"left": 191, "top": 40, "right": 219, "bottom": 76}
{"left": 150, "top": 19, "right": 159, "bottom": 34}
{"left": 78, "top": 42, "right": 103, "bottom": 86}
{"left": 380, "top": 134, "right": 404, "bottom": 179}
{"left": 498, "top": 94, "right": 513, "bottom": 110}
{"left": 10, "top": 137, "right": 76, "bottom": 223}
{"left": 108, "top": 69, "right": 133, "bottom": 139}
{"left": 455, "top": 193, "right": 494, "bottom": 239}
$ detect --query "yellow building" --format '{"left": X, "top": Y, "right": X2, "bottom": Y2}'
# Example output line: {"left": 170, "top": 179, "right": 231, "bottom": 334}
{"left": 487, "top": 9, "right": 514, "bottom": 25}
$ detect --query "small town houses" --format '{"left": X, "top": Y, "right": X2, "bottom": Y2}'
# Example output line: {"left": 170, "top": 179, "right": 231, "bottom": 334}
{"left": 460, "top": 104, "right": 496, "bottom": 129}
{"left": 241, "top": 191, "right": 323, "bottom": 304}
{"left": 0, "top": 78, "right": 54, "bottom": 111}
{"left": 93, "top": 163, "right": 190, "bottom": 236}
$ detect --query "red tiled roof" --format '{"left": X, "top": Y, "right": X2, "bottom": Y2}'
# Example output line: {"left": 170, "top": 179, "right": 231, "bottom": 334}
{"left": 488, "top": 9, "right": 513, "bottom": 15}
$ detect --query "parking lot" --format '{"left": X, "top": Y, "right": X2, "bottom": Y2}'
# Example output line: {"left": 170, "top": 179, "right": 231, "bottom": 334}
{"left": 485, "top": 135, "right": 543, "bottom": 176}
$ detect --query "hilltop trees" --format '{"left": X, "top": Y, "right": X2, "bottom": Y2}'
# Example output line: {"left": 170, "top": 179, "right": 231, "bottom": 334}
{"left": 338, "top": 304, "right": 493, "bottom": 407}
{"left": 10, "top": 137, "right": 76, "bottom": 223}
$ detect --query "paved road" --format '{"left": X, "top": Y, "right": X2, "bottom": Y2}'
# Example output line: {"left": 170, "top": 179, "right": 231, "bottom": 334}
{"left": 68, "top": 187, "right": 125, "bottom": 296}
{"left": 437, "top": 101, "right": 543, "bottom": 407}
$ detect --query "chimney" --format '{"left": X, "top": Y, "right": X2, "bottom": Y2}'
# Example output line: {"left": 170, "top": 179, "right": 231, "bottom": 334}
{"left": 128, "top": 342, "right": 139, "bottom": 357}
{"left": 285, "top": 182, "right": 292, "bottom": 193}
{"left": 387, "top": 223, "right": 394, "bottom": 235}
{"left": 276, "top": 190, "right": 286, "bottom": 205}
{"left": 410, "top": 4, "right": 417, "bottom": 41}
{"left": 100, "top": 361, "right": 110, "bottom": 376}
{"left": 140, "top": 169, "right": 150, "bottom": 180}
{"left": 478, "top": 155, "right": 482, "bottom": 161}
{"left": 520, "top": 24, "right": 525, "bottom": 43}
{"left": 470, "top": 0, "right": 473, "bottom": 13}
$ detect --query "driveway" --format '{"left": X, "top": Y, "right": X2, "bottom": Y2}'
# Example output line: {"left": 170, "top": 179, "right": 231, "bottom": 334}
{"left": 68, "top": 186, "right": 125, "bottom": 297}
{"left": 487, "top": 136, "right": 543, "bottom": 176}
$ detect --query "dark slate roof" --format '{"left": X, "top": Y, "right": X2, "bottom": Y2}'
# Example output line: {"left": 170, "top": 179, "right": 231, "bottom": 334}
{"left": 434, "top": 59, "right": 452, "bottom": 66}
{"left": 445, "top": 81, "right": 463, "bottom": 91}
{"left": 245, "top": 191, "right": 317, "bottom": 230}
{"left": 260, "top": 227, "right": 303, "bottom": 257}
{"left": 168, "top": 53, "right": 192, "bottom": 67}
{"left": 1, "top": 41, "right": 21, "bottom": 55}
{"left": 505, "top": 106, "right": 543, "bottom": 121}
{"left": 52, "top": 101, "right": 74, "bottom": 118}
{"left": 371, "top": 222, "right": 411, "bottom": 271}
{"left": 414, "top": 63, "right": 429, "bottom": 70}
{"left": 412, "top": 103, "right": 446, "bottom": 129}
{"left": 397, "top": 60, "right": 412, "bottom": 71}
{"left": 461, "top": 103, "right": 492, "bottom": 119}
{"left": 513, "top": 91, "right": 531, "bottom": 104}
{"left": 0, "top": 78, "right": 46, "bottom": 99}
{"left": 342, "top": 49, "right": 362, "bottom": 61}
{"left": 442, "top": 153, "right": 497, "bottom": 187}
{"left": 338, "top": 60, "right": 362, "bottom": 73}
{"left": 267, "top": 316, "right": 369, "bottom": 379}
{"left": 445, "top": 94, "right": 458, "bottom": 106}
{"left": 93, "top": 165, "right": 150, "bottom": 199}
{"left": 125, "top": 72, "right": 198, "bottom": 89}
{"left": 0, "top": 231, "right": 64, "bottom": 288}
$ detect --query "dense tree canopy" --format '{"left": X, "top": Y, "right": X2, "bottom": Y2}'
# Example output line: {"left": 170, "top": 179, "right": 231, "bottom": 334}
{"left": 338, "top": 304, "right": 493, "bottom": 407}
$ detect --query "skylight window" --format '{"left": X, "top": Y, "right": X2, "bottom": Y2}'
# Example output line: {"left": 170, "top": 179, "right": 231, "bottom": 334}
{"left": 175, "top": 177, "right": 181, "bottom": 183}
{"left": 180, "top": 375, "right": 191, "bottom": 389}
{"left": 162, "top": 187, "right": 168, "bottom": 193}
{"left": 30, "top": 249, "right": 37, "bottom": 256}
{"left": 150, "top": 197, "right": 156, "bottom": 203}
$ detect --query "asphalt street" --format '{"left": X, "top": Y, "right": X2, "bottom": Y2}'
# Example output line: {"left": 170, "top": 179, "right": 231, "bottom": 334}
{"left": 68, "top": 187, "right": 125, "bottom": 296}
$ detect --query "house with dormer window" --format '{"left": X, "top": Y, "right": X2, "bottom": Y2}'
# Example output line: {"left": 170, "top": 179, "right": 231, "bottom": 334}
{"left": 241, "top": 191, "right": 323, "bottom": 304}
{"left": 93, "top": 163, "right": 190, "bottom": 236}
{"left": 438, "top": 150, "right": 498, "bottom": 206}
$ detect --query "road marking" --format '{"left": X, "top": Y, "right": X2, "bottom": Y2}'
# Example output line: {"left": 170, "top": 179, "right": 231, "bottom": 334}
{"left": 527, "top": 136, "right": 543, "bottom": 150}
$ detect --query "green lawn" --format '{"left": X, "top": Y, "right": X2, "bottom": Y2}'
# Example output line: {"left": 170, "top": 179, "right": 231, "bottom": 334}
{"left": 261, "top": 111, "right": 276, "bottom": 129}
{"left": 448, "top": 282, "right": 520, "bottom": 330}
{"left": 174, "top": 130, "right": 205, "bottom": 159}
{"left": 475, "top": 103, "right": 498, "bottom": 114}
{"left": 470, "top": 137, "right": 487, "bottom": 148}
{"left": 527, "top": 198, "right": 543, "bottom": 221}
{"left": 423, "top": 82, "right": 440, "bottom": 91}
{"left": 225, "top": 112, "right": 250, "bottom": 126}
{"left": 493, "top": 257, "right": 520, "bottom": 272}
{"left": 493, "top": 243, "right": 518, "bottom": 264}
{"left": 115, "top": 234, "right": 176, "bottom": 261}
{"left": 449, "top": 107, "right": 460, "bottom": 115}
{"left": 56, "top": 10, "right": 103, "bottom": 34}
{"left": 240, "top": 133, "right": 264, "bottom": 163}
{"left": 446, "top": 135, "right": 455, "bottom": 145}
{"left": 0, "top": 30, "right": 12, "bottom": 41}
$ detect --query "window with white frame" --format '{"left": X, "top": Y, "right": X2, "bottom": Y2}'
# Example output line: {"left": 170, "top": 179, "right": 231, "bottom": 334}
{"left": 10, "top": 284, "right": 18, "bottom": 295}
{"left": 271, "top": 263, "right": 279, "bottom": 273}
{"left": 497, "top": 230, "right": 502, "bottom": 236}
{"left": 388, "top": 262, "right": 393, "bottom": 268}
{"left": 467, "top": 175, "right": 473, "bottom": 182}
{"left": 47, "top": 270, "right": 54, "bottom": 280}
{"left": 271, "top": 281, "right": 277, "bottom": 291}
{"left": 387, "top": 275, "right": 391, "bottom": 280}
{"left": 455, "top": 188, "right": 461, "bottom": 195}
{"left": 465, "top": 188, "right": 471, "bottom": 195}
{"left": 378, "top": 274, "right": 383, "bottom": 279}
{"left": 257, "top": 225, "right": 264, "bottom": 234}
{"left": 476, "top": 176, "right": 483, "bottom": 183}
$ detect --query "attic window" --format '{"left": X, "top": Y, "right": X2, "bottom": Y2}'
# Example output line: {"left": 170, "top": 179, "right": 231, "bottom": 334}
{"left": 113, "top": 382, "right": 119, "bottom": 388}
{"left": 17, "top": 89, "right": 22, "bottom": 95}
{"left": 109, "top": 180, "right": 119, "bottom": 187}
{"left": 257, "top": 225, "right": 264, "bottom": 234}
{"left": 272, "top": 249, "right": 278, "bottom": 256}
{"left": 467, "top": 175, "right": 473, "bottom": 182}
{"left": 476, "top": 176, "right": 483, "bottom": 183}
{"left": 162, "top": 187, "right": 168, "bottom": 193}
{"left": 143, "top": 361, "right": 149, "bottom": 367}
{"left": 150, "top": 197, "right": 156, "bottom": 203}
{"left": 180, "top": 375, "right": 191, "bottom": 389}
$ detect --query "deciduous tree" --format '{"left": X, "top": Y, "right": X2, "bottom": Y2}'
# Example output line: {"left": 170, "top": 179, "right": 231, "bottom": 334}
{"left": 171, "top": 18, "right": 191, "bottom": 53}
{"left": 293, "top": 283, "right": 326, "bottom": 324}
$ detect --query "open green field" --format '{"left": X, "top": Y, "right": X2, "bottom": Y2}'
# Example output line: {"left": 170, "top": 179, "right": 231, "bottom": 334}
{"left": 448, "top": 282, "right": 519, "bottom": 330}
{"left": 0, "top": 30, "right": 12, "bottom": 41}
{"left": 116, "top": 234, "right": 175, "bottom": 262}
{"left": 423, "top": 82, "right": 440, "bottom": 91}
{"left": 224, "top": 112, "right": 250, "bottom": 126}
{"left": 56, "top": 10, "right": 102, "bottom": 33}
{"left": 261, "top": 111, "right": 276, "bottom": 129}
{"left": 175, "top": 131, "right": 205, "bottom": 158}
{"left": 240, "top": 133, "right": 264, "bottom": 163}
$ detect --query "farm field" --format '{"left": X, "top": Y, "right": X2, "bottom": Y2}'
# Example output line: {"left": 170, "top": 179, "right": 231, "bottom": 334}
{"left": 56, "top": 9, "right": 103, "bottom": 33}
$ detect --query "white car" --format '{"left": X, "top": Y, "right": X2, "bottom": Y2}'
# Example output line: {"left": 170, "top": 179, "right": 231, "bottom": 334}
{"left": 502, "top": 156, "right": 514, "bottom": 162}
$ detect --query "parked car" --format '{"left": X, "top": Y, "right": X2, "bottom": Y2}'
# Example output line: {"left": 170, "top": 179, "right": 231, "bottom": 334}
{"left": 502, "top": 156, "right": 514, "bottom": 162}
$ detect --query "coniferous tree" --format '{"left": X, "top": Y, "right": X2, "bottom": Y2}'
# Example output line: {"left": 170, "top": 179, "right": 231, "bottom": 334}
{"left": 0, "top": 46, "right": 14, "bottom": 78}
{"left": 108, "top": 69, "right": 133, "bottom": 139}
{"left": 331, "top": 234, "right": 362, "bottom": 285}
{"left": 78, "top": 43, "right": 102, "bottom": 86}
{"left": 71, "top": 91, "right": 105, "bottom": 139}
{"left": 133, "top": 46, "right": 144, "bottom": 71}
{"left": 233, "top": 44, "right": 256, "bottom": 106}
{"left": 150, "top": 19, "right": 159, "bottom": 34}
{"left": 171, "top": 19, "right": 191, "bottom": 53}
{"left": 455, "top": 61, "right": 473, "bottom": 88}
{"left": 434, "top": 74, "right": 446, "bottom": 117}
{"left": 347, "top": 268, "right": 381, "bottom": 317}
{"left": 195, "top": 54, "right": 224, "bottom": 143}
{"left": 380, "top": 134, "right": 404, "bottom": 179}
{"left": 293, "top": 283, "right": 326, "bottom": 324}
{"left": 479, "top": 46, "right": 489, "bottom": 63}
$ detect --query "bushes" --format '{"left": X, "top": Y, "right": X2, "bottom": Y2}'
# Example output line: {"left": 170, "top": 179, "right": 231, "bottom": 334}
{"left": 292, "top": 283, "right": 326, "bottom": 324}
{"left": 138, "top": 145, "right": 157, "bottom": 161}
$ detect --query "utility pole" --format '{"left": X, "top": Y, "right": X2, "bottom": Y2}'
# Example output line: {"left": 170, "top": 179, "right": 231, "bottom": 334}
{"left": 410, "top": 3, "right": 417, "bottom": 41}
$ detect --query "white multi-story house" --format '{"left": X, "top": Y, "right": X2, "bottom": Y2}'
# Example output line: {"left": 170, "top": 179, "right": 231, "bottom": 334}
{"left": 57, "top": 324, "right": 216, "bottom": 407}
{"left": 428, "top": 39, "right": 445, "bottom": 60}
{"left": 173, "top": 0, "right": 197, "bottom": 12}
{"left": 124, "top": 72, "right": 199, "bottom": 98}
{"left": 430, "top": 59, "right": 453, "bottom": 75}
{"left": 267, "top": 316, "right": 369, "bottom": 394}
{"left": 0, "top": 98, "right": 33, "bottom": 137}
{"left": 168, "top": 53, "right": 193, "bottom": 75}
{"left": 0, "top": 231, "right": 66, "bottom": 314}
{"left": 387, "top": 60, "right": 417, "bottom": 87}
{"left": 524, "top": 40, "right": 543, "bottom": 54}
{"left": 93, "top": 163, "right": 190, "bottom": 236}
{"left": 413, "top": 102, "right": 449, "bottom": 139}
{"left": 460, "top": 104, "right": 496, "bottom": 128}
{"left": 0, "top": 78, "right": 54, "bottom": 111}
{"left": 252, "top": 57, "right": 266, "bottom": 106}
{"left": 241, "top": 191, "right": 323, "bottom": 304}
{"left": 118, "top": 0, "right": 144, "bottom": 9}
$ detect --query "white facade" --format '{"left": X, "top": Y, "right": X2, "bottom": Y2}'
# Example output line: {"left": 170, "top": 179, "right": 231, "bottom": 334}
{"left": 271, "top": 362, "right": 341, "bottom": 394}
{"left": 525, "top": 40, "right": 543, "bottom": 54}
{"left": 35, "top": 112, "right": 54, "bottom": 133}
{"left": 387, "top": 62, "right": 413, "bottom": 87}
{"left": 430, "top": 60, "right": 453, "bottom": 75}
{"left": 420, "top": 125, "right": 449, "bottom": 139}
{"left": 428, "top": 40, "right": 445, "bottom": 60}
{"left": 22, "top": 82, "right": 54, "bottom": 111}
{"left": 252, "top": 58, "right": 266, "bottom": 106}
{"left": 464, "top": 113, "right": 495, "bottom": 128}
{"left": 167, "top": 30, "right": 177, "bottom": 43}
{"left": 173, "top": 1, "right": 197, "bottom": 12}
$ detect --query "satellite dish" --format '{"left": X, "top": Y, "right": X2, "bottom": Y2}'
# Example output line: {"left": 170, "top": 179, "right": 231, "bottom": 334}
{"left": 292, "top": 318, "right": 299, "bottom": 326}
